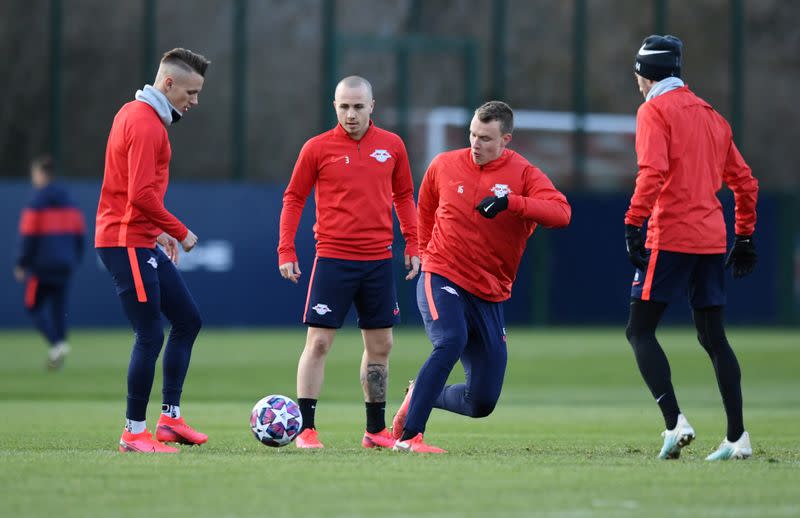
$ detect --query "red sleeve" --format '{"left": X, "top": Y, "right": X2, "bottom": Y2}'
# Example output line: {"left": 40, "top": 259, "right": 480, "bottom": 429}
{"left": 278, "top": 140, "right": 317, "bottom": 265}
{"left": 625, "top": 103, "right": 669, "bottom": 227}
{"left": 391, "top": 139, "right": 418, "bottom": 257}
{"left": 507, "top": 166, "right": 571, "bottom": 228}
{"left": 417, "top": 158, "right": 439, "bottom": 262}
{"left": 126, "top": 121, "right": 188, "bottom": 241}
{"left": 723, "top": 140, "right": 758, "bottom": 236}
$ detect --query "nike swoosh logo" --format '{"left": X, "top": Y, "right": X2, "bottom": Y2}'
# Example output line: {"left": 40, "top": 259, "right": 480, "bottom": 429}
{"left": 655, "top": 393, "right": 666, "bottom": 403}
{"left": 484, "top": 202, "right": 495, "bottom": 212}
{"left": 638, "top": 45, "right": 671, "bottom": 56}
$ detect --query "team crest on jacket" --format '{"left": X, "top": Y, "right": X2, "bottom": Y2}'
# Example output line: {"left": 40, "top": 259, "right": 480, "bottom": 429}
{"left": 491, "top": 184, "right": 511, "bottom": 197}
{"left": 370, "top": 149, "right": 391, "bottom": 163}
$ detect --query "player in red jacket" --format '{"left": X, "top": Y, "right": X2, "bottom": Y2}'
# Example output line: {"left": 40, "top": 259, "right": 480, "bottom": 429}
{"left": 624, "top": 35, "right": 758, "bottom": 461}
{"left": 15, "top": 155, "right": 85, "bottom": 370}
{"left": 278, "top": 76, "right": 419, "bottom": 449}
{"left": 96, "top": 48, "right": 209, "bottom": 454}
{"left": 391, "top": 101, "right": 571, "bottom": 453}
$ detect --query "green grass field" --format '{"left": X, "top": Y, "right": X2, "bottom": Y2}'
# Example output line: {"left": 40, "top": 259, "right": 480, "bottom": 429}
{"left": 1, "top": 327, "right": 798, "bottom": 517}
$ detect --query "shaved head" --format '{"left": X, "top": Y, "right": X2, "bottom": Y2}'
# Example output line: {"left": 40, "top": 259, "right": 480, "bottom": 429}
{"left": 335, "top": 75, "right": 373, "bottom": 101}
{"left": 333, "top": 75, "right": 375, "bottom": 140}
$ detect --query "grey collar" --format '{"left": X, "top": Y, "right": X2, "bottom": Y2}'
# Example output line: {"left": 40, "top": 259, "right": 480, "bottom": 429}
{"left": 646, "top": 77, "right": 685, "bottom": 102}
{"left": 134, "top": 84, "right": 181, "bottom": 126}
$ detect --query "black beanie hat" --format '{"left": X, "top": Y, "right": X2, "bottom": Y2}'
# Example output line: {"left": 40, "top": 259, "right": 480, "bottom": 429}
{"left": 635, "top": 35, "right": 683, "bottom": 81}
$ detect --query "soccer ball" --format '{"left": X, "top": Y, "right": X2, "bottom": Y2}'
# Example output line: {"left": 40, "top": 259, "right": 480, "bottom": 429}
{"left": 250, "top": 394, "right": 303, "bottom": 447}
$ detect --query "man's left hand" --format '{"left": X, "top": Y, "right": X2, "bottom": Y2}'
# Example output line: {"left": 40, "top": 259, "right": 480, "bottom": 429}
{"left": 476, "top": 195, "right": 509, "bottom": 219}
{"left": 405, "top": 255, "right": 420, "bottom": 280}
{"left": 157, "top": 232, "right": 180, "bottom": 265}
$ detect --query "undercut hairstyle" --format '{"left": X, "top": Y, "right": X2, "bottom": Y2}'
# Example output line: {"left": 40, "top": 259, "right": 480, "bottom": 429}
{"left": 337, "top": 75, "right": 373, "bottom": 99}
{"left": 475, "top": 100, "right": 514, "bottom": 135}
{"left": 161, "top": 48, "right": 210, "bottom": 77}
{"left": 31, "top": 155, "right": 55, "bottom": 176}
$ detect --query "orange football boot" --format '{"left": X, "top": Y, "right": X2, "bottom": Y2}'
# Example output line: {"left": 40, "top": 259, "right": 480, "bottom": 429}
{"left": 119, "top": 429, "right": 178, "bottom": 453}
{"left": 295, "top": 428, "right": 324, "bottom": 449}
{"left": 391, "top": 379, "right": 415, "bottom": 439}
{"left": 156, "top": 414, "right": 208, "bottom": 445}
{"left": 362, "top": 427, "right": 396, "bottom": 449}
{"left": 392, "top": 433, "right": 446, "bottom": 454}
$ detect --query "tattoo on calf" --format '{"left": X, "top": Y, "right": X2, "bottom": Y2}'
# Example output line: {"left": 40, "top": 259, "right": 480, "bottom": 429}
{"left": 364, "top": 363, "right": 387, "bottom": 402}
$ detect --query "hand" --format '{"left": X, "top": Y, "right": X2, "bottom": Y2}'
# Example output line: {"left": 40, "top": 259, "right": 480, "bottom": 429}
{"left": 13, "top": 266, "right": 25, "bottom": 283}
{"left": 725, "top": 235, "right": 756, "bottom": 279}
{"left": 279, "top": 261, "right": 302, "bottom": 284}
{"left": 181, "top": 229, "right": 198, "bottom": 252}
{"left": 476, "top": 195, "right": 509, "bottom": 219}
{"left": 404, "top": 255, "right": 420, "bottom": 280}
{"left": 157, "top": 232, "right": 180, "bottom": 265}
{"left": 625, "top": 224, "right": 649, "bottom": 270}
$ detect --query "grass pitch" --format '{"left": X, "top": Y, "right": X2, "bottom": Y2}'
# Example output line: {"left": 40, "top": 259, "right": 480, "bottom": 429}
{"left": 0, "top": 327, "right": 798, "bottom": 517}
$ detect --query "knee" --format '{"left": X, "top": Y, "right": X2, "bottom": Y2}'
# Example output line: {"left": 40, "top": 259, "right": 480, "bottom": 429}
{"left": 135, "top": 322, "right": 164, "bottom": 350}
{"left": 366, "top": 337, "right": 393, "bottom": 361}
{"left": 626, "top": 322, "right": 648, "bottom": 346}
{"left": 468, "top": 399, "right": 497, "bottom": 418}
{"left": 173, "top": 306, "right": 202, "bottom": 337}
{"left": 185, "top": 309, "right": 202, "bottom": 336}
{"left": 305, "top": 334, "right": 333, "bottom": 358}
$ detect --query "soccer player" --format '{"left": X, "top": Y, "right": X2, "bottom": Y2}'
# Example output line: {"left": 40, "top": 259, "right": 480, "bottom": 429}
{"left": 15, "top": 155, "right": 85, "bottom": 370}
{"left": 95, "top": 48, "right": 210, "bottom": 454}
{"left": 624, "top": 35, "right": 758, "bottom": 460}
{"left": 278, "top": 75, "right": 419, "bottom": 449}
{"left": 391, "top": 101, "right": 571, "bottom": 453}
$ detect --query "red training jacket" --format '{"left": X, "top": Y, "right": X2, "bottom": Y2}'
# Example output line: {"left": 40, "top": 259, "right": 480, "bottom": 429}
{"left": 95, "top": 101, "right": 188, "bottom": 248}
{"left": 278, "top": 122, "right": 418, "bottom": 264}
{"left": 419, "top": 148, "right": 571, "bottom": 302}
{"left": 625, "top": 86, "right": 758, "bottom": 253}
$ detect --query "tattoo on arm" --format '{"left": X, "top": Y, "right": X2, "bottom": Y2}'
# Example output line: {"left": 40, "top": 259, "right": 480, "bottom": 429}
{"left": 364, "top": 363, "right": 387, "bottom": 402}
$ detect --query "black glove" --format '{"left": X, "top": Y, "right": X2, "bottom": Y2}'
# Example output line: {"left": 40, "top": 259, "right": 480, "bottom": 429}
{"left": 725, "top": 234, "right": 757, "bottom": 279}
{"left": 476, "top": 195, "right": 509, "bottom": 219}
{"left": 625, "top": 224, "right": 649, "bottom": 271}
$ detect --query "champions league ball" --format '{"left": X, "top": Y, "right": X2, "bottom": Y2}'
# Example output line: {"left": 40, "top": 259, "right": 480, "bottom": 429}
{"left": 250, "top": 395, "right": 303, "bottom": 447}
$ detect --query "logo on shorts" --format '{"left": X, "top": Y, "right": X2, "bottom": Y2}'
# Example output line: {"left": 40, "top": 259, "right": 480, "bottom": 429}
{"left": 393, "top": 302, "right": 400, "bottom": 316}
{"left": 370, "top": 149, "right": 392, "bottom": 163}
{"left": 490, "top": 184, "right": 511, "bottom": 197}
{"left": 441, "top": 286, "right": 459, "bottom": 296}
{"left": 312, "top": 304, "right": 332, "bottom": 315}
{"left": 147, "top": 257, "right": 158, "bottom": 269}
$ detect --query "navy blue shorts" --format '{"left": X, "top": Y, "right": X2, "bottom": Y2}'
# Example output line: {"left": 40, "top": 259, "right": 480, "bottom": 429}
{"left": 303, "top": 257, "right": 400, "bottom": 329}
{"left": 631, "top": 249, "right": 725, "bottom": 308}
{"left": 97, "top": 246, "right": 199, "bottom": 316}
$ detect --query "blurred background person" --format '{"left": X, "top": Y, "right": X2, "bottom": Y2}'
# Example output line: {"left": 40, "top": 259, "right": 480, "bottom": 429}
{"left": 14, "top": 155, "right": 85, "bottom": 370}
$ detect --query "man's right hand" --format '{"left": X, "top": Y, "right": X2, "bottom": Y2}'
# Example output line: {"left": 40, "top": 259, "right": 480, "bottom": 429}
{"left": 181, "top": 229, "right": 198, "bottom": 252}
{"left": 625, "top": 224, "right": 649, "bottom": 271}
{"left": 279, "top": 261, "right": 302, "bottom": 284}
